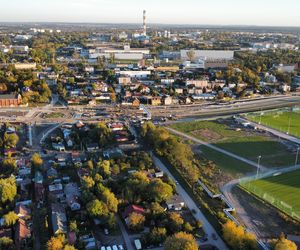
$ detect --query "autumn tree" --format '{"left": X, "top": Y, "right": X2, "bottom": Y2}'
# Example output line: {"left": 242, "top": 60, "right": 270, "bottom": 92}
{"left": 31, "top": 153, "right": 43, "bottom": 169}
{"left": 164, "top": 232, "right": 198, "bottom": 250}
{"left": 3, "top": 132, "right": 19, "bottom": 148}
{"left": 47, "top": 234, "right": 65, "bottom": 250}
{"left": 168, "top": 212, "right": 184, "bottom": 233}
{"left": 4, "top": 211, "right": 19, "bottom": 226}
{"left": 273, "top": 233, "right": 297, "bottom": 250}
{"left": 86, "top": 199, "right": 109, "bottom": 218}
{"left": 0, "top": 177, "right": 17, "bottom": 204}
{"left": 2, "top": 157, "right": 17, "bottom": 175}
{"left": 127, "top": 212, "right": 145, "bottom": 232}
{"left": 223, "top": 220, "right": 257, "bottom": 250}
{"left": 0, "top": 237, "right": 14, "bottom": 249}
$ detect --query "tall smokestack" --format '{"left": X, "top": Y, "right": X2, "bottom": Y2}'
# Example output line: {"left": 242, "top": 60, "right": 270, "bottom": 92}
{"left": 143, "top": 10, "right": 147, "bottom": 36}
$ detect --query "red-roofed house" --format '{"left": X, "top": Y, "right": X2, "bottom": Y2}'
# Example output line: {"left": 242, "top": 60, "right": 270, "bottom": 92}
{"left": 15, "top": 219, "right": 31, "bottom": 250}
{"left": 122, "top": 205, "right": 145, "bottom": 219}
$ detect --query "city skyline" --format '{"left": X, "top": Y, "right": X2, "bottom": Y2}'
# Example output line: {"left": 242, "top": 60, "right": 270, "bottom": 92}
{"left": 0, "top": 0, "right": 299, "bottom": 27}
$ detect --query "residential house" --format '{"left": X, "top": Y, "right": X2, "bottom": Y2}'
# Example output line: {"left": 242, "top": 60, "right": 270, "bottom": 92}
{"left": 51, "top": 203, "right": 67, "bottom": 235}
{"left": 166, "top": 195, "right": 185, "bottom": 211}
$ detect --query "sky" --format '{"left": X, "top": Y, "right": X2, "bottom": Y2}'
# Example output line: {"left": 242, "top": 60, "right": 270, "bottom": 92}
{"left": 0, "top": 0, "right": 299, "bottom": 27}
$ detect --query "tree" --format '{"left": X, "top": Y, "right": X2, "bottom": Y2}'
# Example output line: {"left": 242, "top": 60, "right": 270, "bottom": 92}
{"left": 0, "top": 237, "right": 14, "bottom": 249}
{"left": 82, "top": 176, "right": 95, "bottom": 189}
{"left": 47, "top": 234, "right": 65, "bottom": 250}
{"left": 3, "top": 132, "right": 19, "bottom": 148}
{"left": 2, "top": 157, "right": 17, "bottom": 175}
{"left": 273, "top": 233, "right": 297, "bottom": 250}
{"left": 90, "top": 123, "right": 112, "bottom": 147}
{"left": 223, "top": 220, "right": 257, "bottom": 250}
{"left": 64, "top": 245, "right": 76, "bottom": 250}
{"left": 100, "top": 189, "right": 119, "bottom": 213}
{"left": 4, "top": 211, "right": 19, "bottom": 226}
{"left": 148, "top": 179, "right": 173, "bottom": 202}
{"left": 31, "top": 153, "right": 43, "bottom": 169}
{"left": 69, "top": 220, "right": 78, "bottom": 233}
{"left": 168, "top": 213, "right": 184, "bottom": 233}
{"left": 164, "top": 232, "right": 198, "bottom": 250}
{"left": 86, "top": 199, "right": 109, "bottom": 218}
{"left": 0, "top": 177, "right": 17, "bottom": 203}
{"left": 147, "top": 227, "right": 167, "bottom": 246}
{"left": 97, "top": 160, "right": 111, "bottom": 177}
{"left": 127, "top": 212, "right": 145, "bottom": 232}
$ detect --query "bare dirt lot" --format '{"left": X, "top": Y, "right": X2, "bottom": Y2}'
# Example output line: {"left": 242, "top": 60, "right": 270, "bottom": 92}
{"left": 233, "top": 186, "right": 300, "bottom": 239}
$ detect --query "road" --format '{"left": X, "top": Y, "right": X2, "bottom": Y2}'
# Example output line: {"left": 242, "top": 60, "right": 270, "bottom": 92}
{"left": 116, "top": 216, "right": 134, "bottom": 250}
{"left": 1, "top": 94, "right": 300, "bottom": 124}
{"left": 151, "top": 153, "right": 229, "bottom": 250}
{"left": 166, "top": 127, "right": 268, "bottom": 171}
{"left": 239, "top": 117, "right": 300, "bottom": 145}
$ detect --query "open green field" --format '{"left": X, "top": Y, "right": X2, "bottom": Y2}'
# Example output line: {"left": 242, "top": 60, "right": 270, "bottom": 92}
{"left": 247, "top": 110, "right": 300, "bottom": 138}
{"left": 200, "top": 146, "right": 254, "bottom": 176}
{"left": 170, "top": 120, "right": 296, "bottom": 169}
{"left": 240, "top": 170, "right": 300, "bottom": 221}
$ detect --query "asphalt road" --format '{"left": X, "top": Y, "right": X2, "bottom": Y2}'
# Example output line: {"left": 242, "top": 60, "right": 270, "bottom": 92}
{"left": 151, "top": 153, "right": 229, "bottom": 250}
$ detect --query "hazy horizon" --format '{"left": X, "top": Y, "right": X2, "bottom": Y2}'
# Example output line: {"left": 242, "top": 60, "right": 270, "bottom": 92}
{"left": 0, "top": 0, "right": 299, "bottom": 27}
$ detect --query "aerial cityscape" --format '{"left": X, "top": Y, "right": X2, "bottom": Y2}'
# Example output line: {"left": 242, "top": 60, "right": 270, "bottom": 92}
{"left": 0, "top": 1, "right": 300, "bottom": 250}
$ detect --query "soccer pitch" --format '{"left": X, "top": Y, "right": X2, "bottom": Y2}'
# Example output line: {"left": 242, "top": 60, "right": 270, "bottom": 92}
{"left": 247, "top": 110, "right": 300, "bottom": 138}
{"left": 240, "top": 170, "right": 300, "bottom": 221}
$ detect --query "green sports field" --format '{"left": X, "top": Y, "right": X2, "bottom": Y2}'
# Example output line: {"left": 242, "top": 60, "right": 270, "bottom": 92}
{"left": 247, "top": 110, "right": 300, "bottom": 138}
{"left": 170, "top": 120, "right": 296, "bottom": 171}
{"left": 240, "top": 170, "right": 300, "bottom": 221}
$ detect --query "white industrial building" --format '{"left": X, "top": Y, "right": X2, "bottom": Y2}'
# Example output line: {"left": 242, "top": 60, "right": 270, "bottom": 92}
{"left": 89, "top": 45, "right": 149, "bottom": 60}
{"left": 181, "top": 50, "right": 234, "bottom": 61}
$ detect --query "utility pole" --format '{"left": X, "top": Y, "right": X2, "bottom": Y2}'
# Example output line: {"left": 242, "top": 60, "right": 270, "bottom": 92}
{"left": 256, "top": 155, "right": 262, "bottom": 179}
{"left": 295, "top": 146, "right": 300, "bottom": 168}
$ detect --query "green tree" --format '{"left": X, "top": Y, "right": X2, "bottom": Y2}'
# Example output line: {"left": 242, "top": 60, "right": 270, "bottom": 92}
{"left": 149, "top": 179, "right": 173, "bottom": 202}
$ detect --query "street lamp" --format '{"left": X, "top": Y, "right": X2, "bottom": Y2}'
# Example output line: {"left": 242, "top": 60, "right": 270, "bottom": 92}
{"left": 295, "top": 147, "right": 300, "bottom": 168}
{"left": 256, "top": 155, "right": 262, "bottom": 179}
{"left": 287, "top": 118, "right": 291, "bottom": 135}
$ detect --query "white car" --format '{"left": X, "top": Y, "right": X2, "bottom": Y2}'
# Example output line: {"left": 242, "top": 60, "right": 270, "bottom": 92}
{"left": 118, "top": 245, "right": 124, "bottom": 250}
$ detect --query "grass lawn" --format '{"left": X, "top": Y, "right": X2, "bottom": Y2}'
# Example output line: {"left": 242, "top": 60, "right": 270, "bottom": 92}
{"left": 200, "top": 146, "right": 254, "bottom": 176}
{"left": 247, "top": 110, "right": 300, "bottom": 138}
{"left": 170, "top": 120, "right": 296, "bottom": 168}
{"left": 240, "top": 170, "right": 300, "bottom": 221}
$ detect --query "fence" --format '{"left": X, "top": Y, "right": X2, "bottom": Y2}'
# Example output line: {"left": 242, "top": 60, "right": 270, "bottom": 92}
{"left": 240, "top": 181, "right": 300, "bottom": 222}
